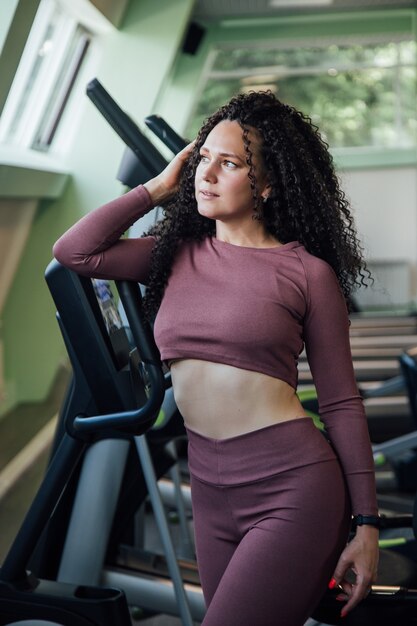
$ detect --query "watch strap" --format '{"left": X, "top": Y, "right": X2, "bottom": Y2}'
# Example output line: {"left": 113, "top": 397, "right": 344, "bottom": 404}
{"left": 352, "top": 514, "right": 381, "bottom": 529}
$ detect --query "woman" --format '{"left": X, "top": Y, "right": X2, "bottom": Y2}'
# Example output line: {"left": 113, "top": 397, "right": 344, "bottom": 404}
{"left": 54, "top": 90, "right": 379, "bottom": 626}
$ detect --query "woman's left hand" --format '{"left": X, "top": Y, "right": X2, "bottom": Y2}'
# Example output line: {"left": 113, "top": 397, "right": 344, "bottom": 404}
{"left": 143, "top": 141, "right": 195, "bottom": 206}
{"left": 328, "top": 525, "right": 379, "bottom": 618}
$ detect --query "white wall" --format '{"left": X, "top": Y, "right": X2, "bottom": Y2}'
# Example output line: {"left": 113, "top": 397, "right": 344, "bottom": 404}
{"left": 341, "top": 166, "right": 417, "bottom": 307}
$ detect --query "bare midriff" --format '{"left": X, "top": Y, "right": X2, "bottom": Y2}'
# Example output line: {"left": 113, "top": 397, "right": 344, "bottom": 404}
{"left": 170, "top": 359, "right": 307, "bottom": 440}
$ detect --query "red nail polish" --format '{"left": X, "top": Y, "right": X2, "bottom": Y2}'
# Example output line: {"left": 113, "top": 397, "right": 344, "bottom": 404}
{"left": 328, "top": 578, "right": 337, "bottom": 589}
{"left": 341, "top": 609, "right": 347, "bottom": 618}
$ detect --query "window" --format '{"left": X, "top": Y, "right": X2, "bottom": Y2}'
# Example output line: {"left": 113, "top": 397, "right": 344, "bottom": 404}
{"left": 0, "top": 0, "right": 91, "bottom": 152}
{"left": 187, "top": 37, "right": 417, "bottom": 152}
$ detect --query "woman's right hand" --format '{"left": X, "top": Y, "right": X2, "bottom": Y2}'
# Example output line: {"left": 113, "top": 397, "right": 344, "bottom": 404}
{"left": 144, "top": 141, "right": 195, "bottom": 206}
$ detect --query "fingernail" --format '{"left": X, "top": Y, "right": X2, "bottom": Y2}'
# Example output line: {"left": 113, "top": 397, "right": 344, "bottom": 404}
{"left": 328, "top": 578, "right": 337, "bottom": 589}
{"left": 341, "top": 609, "right": 347, "bottom": 618}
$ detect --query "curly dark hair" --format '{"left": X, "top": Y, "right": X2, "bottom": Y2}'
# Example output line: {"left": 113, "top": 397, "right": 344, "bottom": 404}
{"left": 143, "top": 90, "right": 369, "bottom": 318}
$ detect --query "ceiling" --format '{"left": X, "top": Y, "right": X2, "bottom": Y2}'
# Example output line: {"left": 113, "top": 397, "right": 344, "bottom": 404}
{"left": 193, "top": 0, "right": 417, "bottom": 22}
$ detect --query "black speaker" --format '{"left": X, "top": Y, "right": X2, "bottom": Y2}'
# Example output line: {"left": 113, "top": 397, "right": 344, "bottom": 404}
{"left": 182, "top": 21, "right": 206, "bottom": 55}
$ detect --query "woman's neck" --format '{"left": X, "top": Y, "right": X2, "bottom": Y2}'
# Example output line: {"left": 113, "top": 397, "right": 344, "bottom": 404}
{"left": 215, "top": 220, "right": 281, "bottom": 249}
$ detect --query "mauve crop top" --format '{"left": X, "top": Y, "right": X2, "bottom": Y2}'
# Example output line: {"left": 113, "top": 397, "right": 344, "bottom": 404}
{"left": 53, "top": 184, "right": 378, "bottom": 515}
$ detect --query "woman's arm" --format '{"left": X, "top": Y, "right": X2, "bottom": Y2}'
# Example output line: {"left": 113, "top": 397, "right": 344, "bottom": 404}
{"left": 303, "top": 258, "right": 377, "bottom": 516}
{"left": 53, "top": 141, "right": 195, "bottom": 283}
{"left": 303, "top": 256, "right": 378, "bottom": 617}
{"left": 53, "top": 185, "right": 156, "bottom": 283}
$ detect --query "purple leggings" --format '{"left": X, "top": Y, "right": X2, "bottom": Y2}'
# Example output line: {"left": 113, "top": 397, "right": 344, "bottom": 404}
{"left": 186, "top": 417, "right": 351, "bottom": 626}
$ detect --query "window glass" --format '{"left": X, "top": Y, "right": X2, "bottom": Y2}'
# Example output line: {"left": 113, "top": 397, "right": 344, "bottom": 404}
{"left": 187, "top": 40, "right": 417, "bottom": 150}
{"left": 4, "top": 7, "right": 63, "bottom": 143}
{"left": 32, "top": 25, "right": 91, "bottom": 151}
{"left": 0, "top": 0, "right": 92, "bottom": 152}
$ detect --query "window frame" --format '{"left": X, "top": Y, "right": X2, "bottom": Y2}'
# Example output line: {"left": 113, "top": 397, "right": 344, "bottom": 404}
{"left": 0, "top": 0, "right": 93, "bottom": 153}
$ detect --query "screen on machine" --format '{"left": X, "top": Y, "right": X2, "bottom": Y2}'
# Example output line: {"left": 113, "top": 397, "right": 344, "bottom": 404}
{"left": 91, "top": 278, "right": 132, "bottom": 371}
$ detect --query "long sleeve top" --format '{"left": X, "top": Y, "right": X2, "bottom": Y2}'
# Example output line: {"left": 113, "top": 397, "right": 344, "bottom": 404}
{"left": 53, "top": 185, "right": 378, "bottom": 516}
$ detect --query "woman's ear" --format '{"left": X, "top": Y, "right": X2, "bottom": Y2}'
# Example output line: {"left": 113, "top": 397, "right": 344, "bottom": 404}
{"left": 261, "top": 183, "right": 272, "bottom": 202}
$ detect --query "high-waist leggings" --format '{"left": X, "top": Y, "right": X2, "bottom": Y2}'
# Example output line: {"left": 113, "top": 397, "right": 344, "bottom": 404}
{"left": 186, "top": 417, "right": 351, "bottom": 626}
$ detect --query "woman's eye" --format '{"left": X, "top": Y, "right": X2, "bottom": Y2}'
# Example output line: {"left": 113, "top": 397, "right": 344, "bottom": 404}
{"left": 199, "top": 154, "right": 209, "bottom": 163}
{"left": 224, "top": 160, "right": 237, "bottom": 169}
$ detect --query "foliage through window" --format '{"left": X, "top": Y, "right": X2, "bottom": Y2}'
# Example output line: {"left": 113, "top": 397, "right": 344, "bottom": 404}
{"left": 187, "top": 39, "right": 417, "bottom": 151}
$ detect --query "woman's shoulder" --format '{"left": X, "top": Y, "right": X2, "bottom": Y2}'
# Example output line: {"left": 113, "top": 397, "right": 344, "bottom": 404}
{"left": 293, "top": 246, "right": 345, "bottom": 312}
{"left": 294, "top": 245, "right": 338, "bottom": 282}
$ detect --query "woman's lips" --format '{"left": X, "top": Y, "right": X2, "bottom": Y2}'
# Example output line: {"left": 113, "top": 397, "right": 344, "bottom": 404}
{"left": 200, "top": 190, "right": 219, "bottom": 198}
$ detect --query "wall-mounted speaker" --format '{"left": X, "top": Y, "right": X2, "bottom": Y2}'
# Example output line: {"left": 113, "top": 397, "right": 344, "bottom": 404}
{"left": 182, "top": 21, "right": 206, "bottom": 55}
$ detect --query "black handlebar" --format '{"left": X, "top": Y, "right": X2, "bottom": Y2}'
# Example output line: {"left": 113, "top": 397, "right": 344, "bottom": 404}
{"left": 73, "top": 280, "right": 165, "bottom": 435}
{"left": 73, "top": 365, "right": 163, "bottom": 433}
{"left": 86, "top": 78, "right": 168, "bottom": 174}
{"left": 144, "top": 114, "right": 187, "bottom": 154}
{"left": 69, "top": 80, "right": 173, "bottom": 434}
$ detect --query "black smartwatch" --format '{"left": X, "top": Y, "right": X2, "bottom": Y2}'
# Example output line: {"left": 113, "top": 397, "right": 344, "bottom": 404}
{"left": 352, "top": 514, "right": 381, "bottom": 530}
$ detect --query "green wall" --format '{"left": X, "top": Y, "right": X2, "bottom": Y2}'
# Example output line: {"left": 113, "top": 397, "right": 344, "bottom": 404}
{"left": 1, "top": 0, "right": 194, "bottom": 416}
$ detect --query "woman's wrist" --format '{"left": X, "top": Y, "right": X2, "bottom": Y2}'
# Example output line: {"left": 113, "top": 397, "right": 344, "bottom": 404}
{"left": 354, "top": 524, "right": 379, "bottom": 535}
{"left": 352, "top": 515, "right": 380, "bottom": 536}
{"left": 352, "top": 514, "right": 381, "bottom": 531}
{"left": 143, "top": 177, "right": 172, "bottom": 206}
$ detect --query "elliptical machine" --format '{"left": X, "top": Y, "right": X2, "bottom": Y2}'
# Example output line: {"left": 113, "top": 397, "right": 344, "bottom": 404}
{"left": 0, "top": 265, "right": 165, "bottom": 624}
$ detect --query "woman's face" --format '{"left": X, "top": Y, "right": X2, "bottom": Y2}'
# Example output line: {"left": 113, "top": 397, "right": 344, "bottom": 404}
{"left": 194, "top": 120, "right": 268, "bottom": 224}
